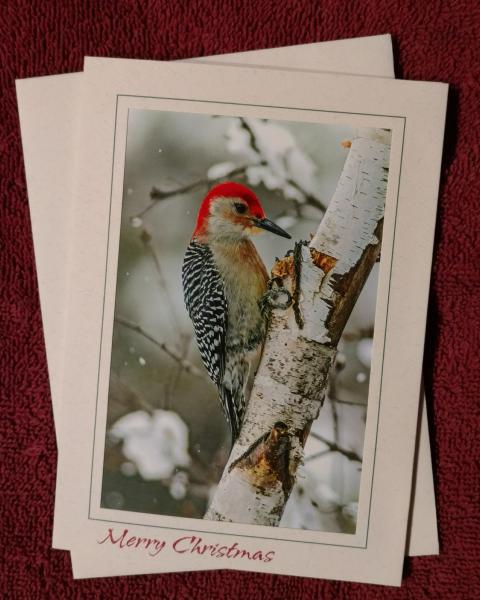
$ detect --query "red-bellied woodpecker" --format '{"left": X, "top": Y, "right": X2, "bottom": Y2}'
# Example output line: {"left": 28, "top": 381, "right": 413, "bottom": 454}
{"left": 182, "top": 182, "right": 291, "bottom": 446}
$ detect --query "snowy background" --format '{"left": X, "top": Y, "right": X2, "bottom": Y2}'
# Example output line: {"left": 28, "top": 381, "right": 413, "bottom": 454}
{"left": 101, "top": 109, "right": 380, "bottom": 534}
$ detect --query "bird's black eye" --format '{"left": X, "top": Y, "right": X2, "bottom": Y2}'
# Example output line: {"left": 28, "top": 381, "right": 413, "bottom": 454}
{"left": 234, "top": 202, "right": 248, "bottom": 214}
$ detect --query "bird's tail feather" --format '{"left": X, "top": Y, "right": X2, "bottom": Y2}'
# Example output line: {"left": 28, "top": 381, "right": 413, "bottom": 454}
{"left": 219, "top": 385, "right": 242, "bottom": 449}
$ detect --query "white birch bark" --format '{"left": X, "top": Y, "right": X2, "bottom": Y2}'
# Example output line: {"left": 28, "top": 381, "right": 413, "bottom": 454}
{"left": 205, "top": 133, "right": 391, "bottom": 525}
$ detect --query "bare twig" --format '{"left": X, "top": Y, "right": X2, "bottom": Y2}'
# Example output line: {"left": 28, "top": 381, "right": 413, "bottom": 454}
{"left": 309, "top": 432, "right": 362, "bottom": 463}
{"left": 134, "top": 165, "right": 248, "bottom": 220}
{"left": 140, "top": 229, "right": 182, "bottom": 332}
{"left": 139, "top": 228, "right": 190, "bottom": 407}
{"left": 107, "top": 371, "right": 155, "bottom": 427}
{"left": 115, "top": 316, "right": 208, "bottom": 381}
{"left": 328, "top": 396, "right": 367, "bottom": 407}
{"left": 167, "top": 333, "right": 192, "bottom": 410}
{"left": 239, "top": 118, "right": 262, "bottom": 155}
{"left": 286, "top": 177, "right": 327, "bottom": 212}
{"left": 342, "top": 327, "right": 374, "bottom": 341}
{"left": 328, "top": 369, "right": 340, "bottom": 443}
{"left": 304, "top": 449, "right": 330, "bottom": 462}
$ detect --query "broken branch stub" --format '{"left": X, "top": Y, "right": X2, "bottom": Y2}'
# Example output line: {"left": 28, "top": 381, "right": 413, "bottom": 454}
{"left": 205, "top": 135, "right": 390, "bottom": 525}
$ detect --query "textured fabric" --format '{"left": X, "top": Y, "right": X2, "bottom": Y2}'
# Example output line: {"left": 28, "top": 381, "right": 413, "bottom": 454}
{"left": 1, "top": 0, "right": 479, "bottom": 597}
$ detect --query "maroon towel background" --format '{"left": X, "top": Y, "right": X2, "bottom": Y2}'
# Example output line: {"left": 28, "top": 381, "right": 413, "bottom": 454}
{"left": 1, "top": 1, "right": 479, "bottom": 597}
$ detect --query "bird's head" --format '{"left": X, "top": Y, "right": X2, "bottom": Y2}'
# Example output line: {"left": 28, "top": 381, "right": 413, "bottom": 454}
{"left": 192, "top": 181, "right": 291, "bottom": 242}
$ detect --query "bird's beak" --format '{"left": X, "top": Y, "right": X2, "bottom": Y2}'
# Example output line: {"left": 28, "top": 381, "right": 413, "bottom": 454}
{"left": 253, "top": 217, "right": 291, "bottom": 239}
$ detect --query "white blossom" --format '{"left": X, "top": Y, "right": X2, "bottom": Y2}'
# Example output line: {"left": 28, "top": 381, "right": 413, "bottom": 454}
{"left": 357, "top": 338, "right": 373, "bottom": 367}
{"left": 169, "top": 471, "right": 188, "bottom": 500}
{"left": 225, "top": 118, "right": 323, "bottom": 207}
{"left": 207, "top": 161, "right": 237, "bottom": 180}
{"left": 225, "top": 121, "right": 260, "bottom": 164}
{"left": 120, "top": 461, "right": 136, "bottom": 476}
{"left": 275, "top": 215, "right": 298, "bottom": 230}
{"left": 342, "top": 501, "right": 358, "bottom": 525}
{"left": 130, "top": 216, "right": 143, "bottom": 228}
{"left": 110, "top": 410, "right": 190, "bottom": 481}
{"left": 280, "top": 465, "right": 342, "bottom": 532}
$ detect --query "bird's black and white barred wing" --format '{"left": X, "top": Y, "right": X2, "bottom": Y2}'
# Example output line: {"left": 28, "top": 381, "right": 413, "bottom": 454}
{"left": 182, "top": 241, "right": 227, "bottom": 387}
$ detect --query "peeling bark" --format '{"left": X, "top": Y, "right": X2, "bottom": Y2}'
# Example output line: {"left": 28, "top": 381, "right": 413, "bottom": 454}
{"left": 205, "top": 134, "right": 391, "bottom": 525}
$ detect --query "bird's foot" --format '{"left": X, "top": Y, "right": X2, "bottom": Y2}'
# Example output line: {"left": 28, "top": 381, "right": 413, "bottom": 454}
{"left": 260, "top": 277, "right": 292, "bottom": 314}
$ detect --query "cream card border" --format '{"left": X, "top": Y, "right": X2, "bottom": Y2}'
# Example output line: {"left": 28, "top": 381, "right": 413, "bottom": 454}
{"left": 54, "top": 57, "right": 445, "bottom": 585}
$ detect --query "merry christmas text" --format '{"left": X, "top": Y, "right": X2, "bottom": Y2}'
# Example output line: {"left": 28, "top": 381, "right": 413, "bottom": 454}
{"left": 98, "top": 528, "right": 275, "bottom": 562}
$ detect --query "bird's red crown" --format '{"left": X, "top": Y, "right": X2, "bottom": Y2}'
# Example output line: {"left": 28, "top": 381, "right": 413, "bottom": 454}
{"left": 193, "top": 182, "right": 266, "bottom": 238}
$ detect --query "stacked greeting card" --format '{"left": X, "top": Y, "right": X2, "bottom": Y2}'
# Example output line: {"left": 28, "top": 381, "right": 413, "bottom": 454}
{"left": 16, "top": 34, "right": 447, "bottom": 586}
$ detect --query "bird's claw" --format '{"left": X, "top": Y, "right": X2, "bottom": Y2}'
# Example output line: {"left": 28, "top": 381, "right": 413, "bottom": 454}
{"left": 261, "top": 278, "right": 293, "bottom": 313}
{"left": 267, "top": 276, "right": 284, "bottom": 290}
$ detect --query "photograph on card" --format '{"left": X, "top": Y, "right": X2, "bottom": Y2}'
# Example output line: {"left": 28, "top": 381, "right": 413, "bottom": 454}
{"left": 101, "top": 108, "right": 390, "bottom": 534}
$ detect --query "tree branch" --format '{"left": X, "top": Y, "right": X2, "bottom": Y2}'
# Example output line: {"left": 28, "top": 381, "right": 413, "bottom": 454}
{"left": 308, "top": 432, "right": 362, "bottom": 463}
{"left": 134, "top": 165, "right": 248, "bottom": 220}
{"left": 107, "top": 371, "right": 155, "bottom": 427}
{"left": 205, "top": 133, "right": 390, "bottom": 525}
{"left": 114, "top": 316, "right": 208, "bottom": 382}
{"left": 139, "top": 228, "right": 190, "bottom": 407}
{"left": 133, "top": 116, "right": 327, "bottom": 223}
{"left": 328, "top": 395, "right": 367, "bottom": 407}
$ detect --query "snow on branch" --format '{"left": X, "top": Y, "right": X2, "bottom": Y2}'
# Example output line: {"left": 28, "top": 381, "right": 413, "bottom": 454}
{"left": 230, "top": 118, "right": 327, "bottom": 213}
{"left": 205, "top": 133, "right": 390, "bottom": 525}
{"left": 132, "top": 117, "right": 327, "bottom": 226}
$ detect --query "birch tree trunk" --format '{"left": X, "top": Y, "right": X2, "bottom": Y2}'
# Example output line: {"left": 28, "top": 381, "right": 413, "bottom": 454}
{"left": 205, "top": 132, "right": 391, "bottom": 525}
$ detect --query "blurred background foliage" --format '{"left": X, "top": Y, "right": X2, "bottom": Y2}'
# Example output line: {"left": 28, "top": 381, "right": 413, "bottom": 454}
{"left": 102, "top": 109, "right": 380, "bottom": 534}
